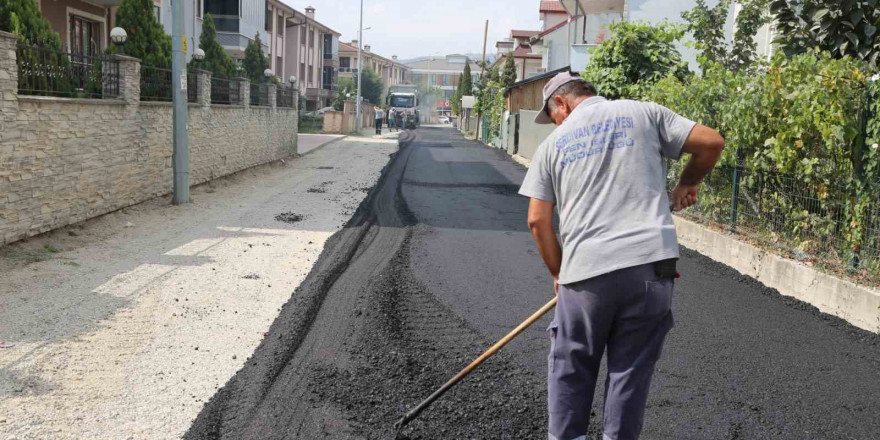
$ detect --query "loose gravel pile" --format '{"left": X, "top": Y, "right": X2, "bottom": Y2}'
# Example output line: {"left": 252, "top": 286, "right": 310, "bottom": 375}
{"left": 310, "top": 233, "right": 547, "bottom": 439}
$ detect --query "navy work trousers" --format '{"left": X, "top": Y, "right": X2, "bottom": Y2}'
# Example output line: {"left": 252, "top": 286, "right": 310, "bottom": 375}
{"left": 548, "top": 262, "right": 674, "bottom": 440}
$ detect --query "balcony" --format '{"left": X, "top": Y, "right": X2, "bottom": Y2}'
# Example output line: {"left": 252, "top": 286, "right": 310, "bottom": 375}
{"left": 306, "top": 87, "right": 334, "bottom": 99}
{"left": 212, "top": 15, "right": 240, "bottom": 33}
{"left": 560, "top": 0, "right": 624, "bottom": 14}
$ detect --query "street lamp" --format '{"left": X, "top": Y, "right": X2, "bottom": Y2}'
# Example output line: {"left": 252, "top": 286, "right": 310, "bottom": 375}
{"left": 264, "top": 68, "right": 274, "bottom": 84}
{"left": 193, "top": 48, "right": 205, "bottom": 69}
{"left": 288, "top": 76, "right": 297, "bottom": 87}
{"left": 110, "top": 27, "right": 127, "bottom": 55}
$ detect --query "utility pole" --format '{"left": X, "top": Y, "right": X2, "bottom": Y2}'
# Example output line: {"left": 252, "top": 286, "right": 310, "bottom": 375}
{"left": 475, "top": 20, "right": 488, "bottom": 141}
{"left": 171, "top": 0, "right": 189, "bottom": 204}
{"left": 355, "top": 0, "right": 364, "bottom": 134}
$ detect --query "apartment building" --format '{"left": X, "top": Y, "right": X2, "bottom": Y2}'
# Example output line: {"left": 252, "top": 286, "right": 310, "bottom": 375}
{"left": 405, "top": 54, "right": 480, "bottom": 103}
{"left": 338, "top": 41, "right": 408, "bottom": 98}
{"left": 494, "top": 30, "right": 543, "bottom": 82}
{"left": 265, "top": 4, "right": 340, "bottom": 110}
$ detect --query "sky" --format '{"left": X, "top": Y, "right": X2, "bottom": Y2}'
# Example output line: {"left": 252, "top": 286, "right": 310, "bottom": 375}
{"left": 280, "top": 0, "right": 544, "bottom": 60}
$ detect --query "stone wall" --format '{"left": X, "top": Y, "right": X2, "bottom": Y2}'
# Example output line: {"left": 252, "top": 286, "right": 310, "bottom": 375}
{"left": 0, "top": 31, "right": 299, "bottom": 245}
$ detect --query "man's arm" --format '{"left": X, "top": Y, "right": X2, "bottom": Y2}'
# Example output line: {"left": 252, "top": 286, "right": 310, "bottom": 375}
{"left": 527, "top": 198, "right": 562, "bottom": 293}
{"left": 672, "top": 124, "right": 725, "bottom": 211}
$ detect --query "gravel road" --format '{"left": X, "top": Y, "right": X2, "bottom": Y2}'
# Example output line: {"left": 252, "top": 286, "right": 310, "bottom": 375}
{"left": 0, "top": 135, "right": 397, "bottom": 440}
{"left": 186, "top": 126, "right": 880, "bottom": 440}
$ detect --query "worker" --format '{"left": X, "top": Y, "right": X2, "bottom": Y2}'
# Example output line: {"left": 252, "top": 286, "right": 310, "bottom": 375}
{"left": 388, "top": 108, "right": 397, "bottom": 132}
{"left": 518, "top": 71, "right": 724, "bottom": 440}
{"left": 374, "top": 106, "right": 384, "bottom": 135}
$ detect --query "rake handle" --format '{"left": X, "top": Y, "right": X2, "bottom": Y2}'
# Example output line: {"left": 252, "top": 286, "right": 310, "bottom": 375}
{"left": 394, "top": 296, "right": 558, "bottom": 432}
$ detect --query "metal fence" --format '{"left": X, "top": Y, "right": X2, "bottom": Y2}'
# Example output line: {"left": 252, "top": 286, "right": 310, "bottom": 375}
{"left": 140, "top": 66, "right": 197, "bottom": 103}
{"left": 211, "top": 76, "right": 241, "bottom": 105}
{"left": 277, "top": 86, "right": 296, "bottom": 108}
{"left": 16, "top": 44, "right": 119, "bottom": 99}
{"left": 250, "top": 82, "right": 269, "bottom": 106}
{"left": 668, "top": 164, "right": 880, "bottom": 279}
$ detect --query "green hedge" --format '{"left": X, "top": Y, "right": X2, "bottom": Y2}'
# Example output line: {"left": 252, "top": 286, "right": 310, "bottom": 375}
{"left": 647, "top": 51, "right": 880, "bottom": 275}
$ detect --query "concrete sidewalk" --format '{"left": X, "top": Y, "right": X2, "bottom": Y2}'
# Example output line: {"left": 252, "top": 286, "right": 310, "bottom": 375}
{"left": 0, "top": 136, "right": 398, "bottom": 439}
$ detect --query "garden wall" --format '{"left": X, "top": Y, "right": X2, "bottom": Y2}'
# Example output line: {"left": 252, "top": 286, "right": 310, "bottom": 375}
{"left": 0, "top": 31, "right": 298, "bottom": 245}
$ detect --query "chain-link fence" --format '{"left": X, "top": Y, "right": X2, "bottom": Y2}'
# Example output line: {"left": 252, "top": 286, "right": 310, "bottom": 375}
{"left": 668, "top": 163, "right": 880, "bottom": 281}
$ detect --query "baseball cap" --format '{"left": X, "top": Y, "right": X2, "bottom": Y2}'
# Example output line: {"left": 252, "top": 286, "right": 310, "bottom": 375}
{"left": 535, "top": 71, "right": 587, "bottom": 125}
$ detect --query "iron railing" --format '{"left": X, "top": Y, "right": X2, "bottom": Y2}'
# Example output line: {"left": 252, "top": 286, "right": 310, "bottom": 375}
{"left": 210, "top": 76, "right": 241, "bottom": 105}
{"left": 277, "top": 86, "right": 296, "bottom": 108}
{"left": 139, "top": 65, "right": 171, "bottom": 101}
{"left": 668, "top": 164, "right": 880, "bottom": 280}
{"left": 16, "top": 44, "right": 120, "bottom": 99}
{"left": 250, "top": 82, "right": 269, "bottom": 106}
{"left": 140, "top": 66, "right": 198, "bottom": 103}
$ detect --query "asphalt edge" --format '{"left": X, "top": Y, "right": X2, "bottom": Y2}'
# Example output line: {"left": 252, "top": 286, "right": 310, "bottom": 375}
{"left": 184, "top": 130, "right": 415, "bottom": 439}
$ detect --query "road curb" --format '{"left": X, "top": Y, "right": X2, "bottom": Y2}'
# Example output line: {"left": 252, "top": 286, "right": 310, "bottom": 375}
{"left": 674, "top": 216, "right": 880, "bottom": 333}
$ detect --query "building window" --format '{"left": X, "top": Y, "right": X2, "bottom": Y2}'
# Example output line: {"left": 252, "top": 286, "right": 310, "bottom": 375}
{"left": 205, "top": 0, "right": 239, "bottom": 16}
{"left": 153, "top": 5, "right": 161, "bottom": 23}
{"left": 300, "top": 25, "right": 306, "bottom": 43}
{"left": 195, "top": 0, "right": 202, "bottom": 18}
{"left": 276, "top": 56, "right": 282, "bottom": 74}
{"left": 278, "top": 16, "right": 285, "bottom": 34}
{"left": 308, "top": 66, "right": 313, "bottom": 86}
{"left": 308, "top": 29, "right": 314, "bottom": 47}
{"left": 340, "top": 57, "right": 350, "bottom": 69}
{"left": 322, "top": 67, "right": 333, "bottom": 90}
{"left": 300, "top": 64, "right": 305, "bottom": 85}
{"left": 69, "top": 15, "right": 101, "bottom": 55}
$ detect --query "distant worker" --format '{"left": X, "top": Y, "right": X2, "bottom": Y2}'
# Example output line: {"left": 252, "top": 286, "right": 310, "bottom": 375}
{"left": 374, "top": 106, "right": 383, "bottom": 135}
{"left": 395, "top": 110, "right": 404, "bottom": 131}
{"left": 388, "top": 108, "right": 397, "bottom": 132}
{"left": 519, "top": 71, "right": 724, "bottom": 440}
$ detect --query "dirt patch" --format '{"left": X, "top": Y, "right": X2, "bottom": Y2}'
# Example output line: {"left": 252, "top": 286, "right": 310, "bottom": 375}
{"left": 316, "top": 166, "right": 335, "bottom": 170}
{"left": 274, "top": 212, "right": 305, "bottom": 224}
{"left": 242, "top": 274, "right": 261, "bottom": 280}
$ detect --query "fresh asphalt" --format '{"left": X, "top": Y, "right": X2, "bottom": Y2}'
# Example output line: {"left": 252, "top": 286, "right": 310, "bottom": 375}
{"left": 186, "top": 126, "right": 880, "bottom": 439}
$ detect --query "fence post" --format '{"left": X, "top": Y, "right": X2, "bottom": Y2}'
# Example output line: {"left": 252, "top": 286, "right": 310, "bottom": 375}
{"left": 0, "top": 31, "right": 19, "bottom": 121}
{"left": 113, "top": 55, "right": 141, "bottom": 104}
{"left": 293, "top": 90, "right": 299, "bottom": 155}
{"left": 238, "top": 77, "right": 250, "bottom": 108}
{"left": 267, "top": 83, "right": 277, "bottom": 109}
{"left": 730, "top": 149, "right": 743, "bottom": 233}
{"left": 196, "top": 69, "right": 211, "bottom": 108}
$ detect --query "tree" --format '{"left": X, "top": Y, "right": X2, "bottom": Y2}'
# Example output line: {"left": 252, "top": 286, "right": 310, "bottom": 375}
{"left": 460, "top": 63, "right": 474, "bottom": 96}
{"left": 243, "top": 33, "right": 270, "bottom": 83}
{"left": 332, "top": 76, "right": 356, "bottom": 110}
{"left": 771, "top": 0, "right": 880, "bottom": 69}
{"left": 681, "top": 0, "right": 731, "bottom": 72}
{"left": 115, "top": 0, "right": 172, "bottom": 67}
{"left": 198, "top": 13, "right": 238, "bottom": 77}
{"left": 501, "top": 54, "right": 517, "bottom": 88}
{"left": 582, "top": 21, "right": 690, "bottom": 99}
{"left": 682, "top": 0, "right": 769, "bottom": 73}
{"left": 359, "top": 68, "right": 384, "bottom": 106}
{"left": 1, "top": 0, "right": 63, "bottom": 48}
{"left": 451, "top": 74, "right": 461, "bottom": 115}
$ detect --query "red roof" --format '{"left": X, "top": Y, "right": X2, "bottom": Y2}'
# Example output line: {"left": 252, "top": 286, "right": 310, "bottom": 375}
{"left": 511, "top": 45, "right": 542, "bottom": 59}
{"left": 511, "top": 29, "right": 540, "bottom": 39}
{"left": 540, "top": 1, "right": 567, "bottom": 13}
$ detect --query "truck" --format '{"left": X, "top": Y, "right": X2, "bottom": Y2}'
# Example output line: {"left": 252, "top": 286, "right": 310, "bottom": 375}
{"left": 386, "top": 85, "right": 420, "bottom": 129}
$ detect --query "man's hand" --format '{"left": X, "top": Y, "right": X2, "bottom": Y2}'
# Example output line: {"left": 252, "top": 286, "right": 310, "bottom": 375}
{"left": 671, "top": 183, "right": 699, "bottom": 212}
{"left": 677, "top": 124, "right": 725, "bottom": 191}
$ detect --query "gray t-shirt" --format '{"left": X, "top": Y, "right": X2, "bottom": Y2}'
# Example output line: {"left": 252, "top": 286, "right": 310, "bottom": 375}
{"left": 518, "top": 96, "right": 696, "bottom": 284}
